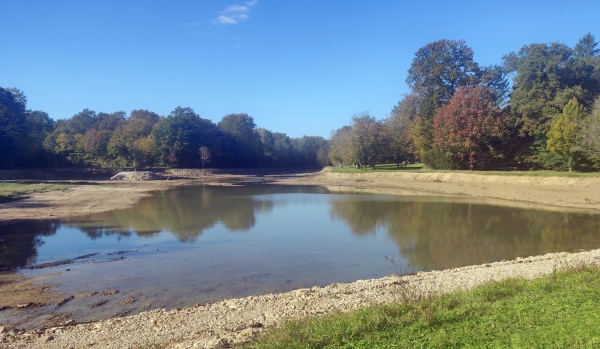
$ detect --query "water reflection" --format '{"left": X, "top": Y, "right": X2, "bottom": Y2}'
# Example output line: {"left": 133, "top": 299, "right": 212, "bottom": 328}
{"left": 330, "top": 196, "right": 600, "bottom": 270}
{"left": 3, "top": 187, "right": 600, "bottom": 274}
{"left": 0, "top": 221, "right": 59, "bottom": 270}
{"left": 65, "top": 185, "right": 329, "bottom": 242}
{"left": 4, "top": 185, "right": 600, "bottom": 329}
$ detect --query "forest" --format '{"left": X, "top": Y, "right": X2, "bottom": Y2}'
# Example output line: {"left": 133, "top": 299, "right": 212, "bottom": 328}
{"left": 0, "top": 97, "right": 329, "bottom": 169}
{"left": 330, "top": 33, "right": 600, "bottom": 171}
{"left": 1, "top": 33, "right": 600, "bottom": 171}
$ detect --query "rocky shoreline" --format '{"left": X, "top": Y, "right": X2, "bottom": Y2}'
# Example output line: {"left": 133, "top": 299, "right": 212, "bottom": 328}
{"left": 4, "top": 248, "right": 600, "bottom": 349}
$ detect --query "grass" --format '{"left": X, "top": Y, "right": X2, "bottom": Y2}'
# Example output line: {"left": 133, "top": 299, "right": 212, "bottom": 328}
{"left": 331, "top": 163, "right": 424, "bottom": 173}
{"left": 330, "top": 164, "right": 600, "bottom": 177}
{"left": 243, "top": 265, "right": 600, "bottom": 348}
{"left": 0, "top": 181, "right": 71, "bottom": 203}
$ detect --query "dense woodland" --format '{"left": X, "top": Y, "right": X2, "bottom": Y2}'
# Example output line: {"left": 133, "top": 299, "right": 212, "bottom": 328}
{"left": 330, "top": 33, "right": 600, "bottom": 171}
{"left": 0, "top": 95, "right": 329, "bottom": 169}
{"left": 2, "top": 33, "right": 600, "bottom": 171}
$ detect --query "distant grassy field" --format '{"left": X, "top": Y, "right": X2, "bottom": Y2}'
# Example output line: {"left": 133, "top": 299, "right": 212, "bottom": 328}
{"left": 0, "top": 182, "right": 71, "bottom": 203}
{"left": 330, "top": 164, "right": 600, "bottom": 177}
{"left": 244, "top": 265, "right": 600, "bottom": 349}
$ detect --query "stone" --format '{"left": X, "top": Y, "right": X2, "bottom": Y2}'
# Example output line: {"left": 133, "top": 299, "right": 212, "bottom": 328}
{"left": 238, "top": 328, "right": 256, "bottom": 338}
{"left": 110, "top": 171, "right": 159, "bottom": 181}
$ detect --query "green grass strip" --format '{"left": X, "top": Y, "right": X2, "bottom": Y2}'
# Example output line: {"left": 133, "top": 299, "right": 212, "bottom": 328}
{"left": 244, "top": 265, "right": 600, "bottom": 348}
{"left": 0, "top": 182, "right": 71, "bottom": 203}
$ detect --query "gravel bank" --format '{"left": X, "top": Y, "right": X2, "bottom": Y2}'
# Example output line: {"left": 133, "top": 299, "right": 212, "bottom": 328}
{"left": 4, "top": 248, "right": 600, "bottom": 349}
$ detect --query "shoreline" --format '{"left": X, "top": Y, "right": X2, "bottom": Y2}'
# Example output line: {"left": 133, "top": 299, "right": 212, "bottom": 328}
{"left": 3, "top": 168, "right": 600, "bottom": 347}
{"left": 3, "top": 168, "right": 600, "bottom": 226}
{"left": 4, "top": 248, "right": 600, "bottom": 348}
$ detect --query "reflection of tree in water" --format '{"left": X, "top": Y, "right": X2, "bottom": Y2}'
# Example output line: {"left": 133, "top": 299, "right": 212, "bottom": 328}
{"left": 330, "top": 197, "right": 600, "bottom": 271}
{"left": 0, "top": 221, "right": 59, "bottom": 270}
{"left": 66, "top": 185, "right": 329, "bottom": 243}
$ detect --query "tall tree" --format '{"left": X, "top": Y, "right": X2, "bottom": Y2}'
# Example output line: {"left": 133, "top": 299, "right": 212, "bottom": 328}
{"left": 546, "top": 98, "right": 586, "bottom": 172}
{"left": 107, "top": 110, "right": 160, "bottom": 166}
{"left": 217, "top": 113, "right": 262, "bottom": 167}
{"left": 433, "top": 86, "right": 507, "bottom": 169}
{"left": 502, "top": 35, "right": 600, "bottom": 168}
{"left": 406, "top": 39, "right": 481, "bottom": 102}
{"left": 574, "top": 32, "right": 600, "bottom": 59}
{"left": 0, "top": 88, "right": 28, "bottom": 168}
{"left": 577, "top": 96, "right": 600, "bottom": 166}
{"left": 17, "top": 110, "right": 55, "bottom": 167}
{"left": 328, "top": 126, "right": 354, "bottom": 167}
{"left": 152, "top": 107, "right": 217, "bottom": 168}
{"left": 406, "top": 39, "right": 508, "bottom": 159}
{"left": 350, "top": 113, "right": 388, "bottom": 168}
{"left": 387, "top": 93, "right": 419, "bottom": 166}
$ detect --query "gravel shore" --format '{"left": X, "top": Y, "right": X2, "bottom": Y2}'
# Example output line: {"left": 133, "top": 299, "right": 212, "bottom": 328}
{"left": 3, "top": 248, "right": 599, "bottom": 349}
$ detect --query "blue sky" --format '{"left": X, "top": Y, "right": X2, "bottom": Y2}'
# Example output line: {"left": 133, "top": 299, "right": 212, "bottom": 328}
{"left": 1, "top": 0, "right": 599, "bottom": 138}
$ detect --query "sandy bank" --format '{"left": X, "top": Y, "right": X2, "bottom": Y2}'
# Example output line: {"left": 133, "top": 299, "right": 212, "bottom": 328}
{"left": 275, "top": 170, "right": 600, "bottom": 212}
{"left": 2, "top": 169, "right": 600, "bottom": 225}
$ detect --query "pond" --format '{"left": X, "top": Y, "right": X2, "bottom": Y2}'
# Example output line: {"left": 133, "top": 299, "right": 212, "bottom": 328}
{"left": 2, "top": 184, "right": 600, "bottom": 327}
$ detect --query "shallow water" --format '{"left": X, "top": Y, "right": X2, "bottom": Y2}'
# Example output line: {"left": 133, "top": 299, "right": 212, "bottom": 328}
{"left": 2, "top": 184, "right": 600, "bottom": 326}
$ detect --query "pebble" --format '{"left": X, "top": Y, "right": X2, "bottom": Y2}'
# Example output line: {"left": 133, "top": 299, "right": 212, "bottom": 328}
{"left": 6, "top": 248, "right": 600, "bottom": 349}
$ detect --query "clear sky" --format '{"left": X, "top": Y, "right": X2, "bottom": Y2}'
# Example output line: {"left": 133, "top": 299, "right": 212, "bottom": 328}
{"left": 2, "top": 0, "right": 599, "bottom": 138}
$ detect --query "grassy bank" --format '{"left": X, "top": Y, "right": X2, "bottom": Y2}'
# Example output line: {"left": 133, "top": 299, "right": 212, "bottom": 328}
{"left": 0, "top": 182, "right": 71, "bottom": 203}
{"left": 244, "top": 265, "right": 600, "bottom": 348}
{"left": 330, "top": 164, "right": 600, "bottom": 178}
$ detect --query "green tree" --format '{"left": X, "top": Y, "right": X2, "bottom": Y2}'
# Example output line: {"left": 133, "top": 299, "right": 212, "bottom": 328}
{"left": 131, "top": 135, "right": 158, "bottom": 169}
{"left": 406, "top": 39, "right": 481, "bottom": 102}
{"left": 107, "top": 110, "right": 159, "bottom": 166}
{"left": 406, "top": 39, "right": 508, "bottom": 159}
{"left": 350, "top": 113, "right": 388, "bottom": 168}
{"left": 152, "top": 107, "right": 218, "bottom": 168}
{"left": 386, "top": 93, "right": 419, "bottom": 166}
{"left": 217, "top": 113, "right": 263, "bottom": 167}
{"left": 291, "top": 136, "right": 329, "bottom": 168}
{"left": 272, "top": 132, "right": 294, "bottom": 167}
{"left": 546, "top": 98, "right": 586, "bottom": 172}
{"left": 574, "top": 32, "right": 600, "bottom": 59}
{"left": 502, "top": 34, "right": 600, "bottom": 168}
{"left": 577, "top": 96, "right": 600, "bottom": 166}
{"left": 0, "top": 88, "right": 28, "bottom": 168}
{"left": 328, "top": 126, "right": 354, "bottom": 167}
{"left": 17, "top": 110, "right": 55, "bottom": 167}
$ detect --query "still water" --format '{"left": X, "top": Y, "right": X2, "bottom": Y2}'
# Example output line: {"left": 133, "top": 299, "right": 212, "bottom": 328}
{"left": 2, "top": 184, "right": 600, "bottom": 324}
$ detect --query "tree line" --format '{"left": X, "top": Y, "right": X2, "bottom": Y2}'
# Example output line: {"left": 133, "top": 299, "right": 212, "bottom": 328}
{"left": 329, "top": 33, "right": 600, "bottom": 171}
{"left": 0, "top": 90, "right": 329, "bottom": 169}
{"left": 3, "top": 33, "right": 600, "bottom": 171}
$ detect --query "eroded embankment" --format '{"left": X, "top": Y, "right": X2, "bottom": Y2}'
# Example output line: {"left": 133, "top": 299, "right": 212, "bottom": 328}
{"left": 4, "top": 248, "right": 600, "bottom": 349}
{"left": 275, "top": 170, "right": 600, "bottom": 212}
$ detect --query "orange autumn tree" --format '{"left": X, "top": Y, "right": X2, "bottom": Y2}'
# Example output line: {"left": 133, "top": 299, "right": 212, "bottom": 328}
{"left": 433, "top": 85, "right": 507, "bottom": 169}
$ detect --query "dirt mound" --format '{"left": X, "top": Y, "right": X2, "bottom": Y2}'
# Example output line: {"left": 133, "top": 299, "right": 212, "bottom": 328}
{"left": 110, "top": 171, "right": 160, "bottom": 181}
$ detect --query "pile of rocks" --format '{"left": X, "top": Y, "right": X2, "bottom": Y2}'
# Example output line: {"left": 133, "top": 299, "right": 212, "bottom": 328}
{"left": 109, "top": 171, "right": 160, "bottom": 181}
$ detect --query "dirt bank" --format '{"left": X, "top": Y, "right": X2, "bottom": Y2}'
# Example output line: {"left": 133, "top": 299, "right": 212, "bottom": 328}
{"left": 2, "top": 169, "right": 599, "bottom": 226}
{"left": 276, "top": 170, "right": 600, "bottom": 212}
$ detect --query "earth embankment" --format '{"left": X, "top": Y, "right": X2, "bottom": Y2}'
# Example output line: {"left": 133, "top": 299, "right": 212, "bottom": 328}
{"left": 2, "top": 168, "right": 600, "bottom": 225}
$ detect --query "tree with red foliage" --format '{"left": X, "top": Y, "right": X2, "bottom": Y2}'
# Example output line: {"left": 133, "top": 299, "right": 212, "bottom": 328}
{"left": 433, "top": 85, "right": 506, "bottom": 169}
